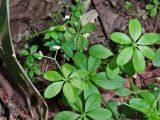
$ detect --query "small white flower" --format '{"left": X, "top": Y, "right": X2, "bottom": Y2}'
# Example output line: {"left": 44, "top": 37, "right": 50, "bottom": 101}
{"left": 65, "top": 15, "right": 70, "bottom": 20}
{"left": 54, "top": 45, "right": 61, "bottom": 50}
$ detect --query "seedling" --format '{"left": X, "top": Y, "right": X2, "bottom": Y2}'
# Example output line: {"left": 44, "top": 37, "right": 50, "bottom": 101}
{"left": 110, "top": 18, "right": 160, "bottom": 73}
{"left": 20, "top": 45, "right": 42, "bottom": 78}
{"left": 145, "top": 0, "right": 160, "bottom": 17}
{"left": 124, "top": 1, "right": 132, "bottom": 11}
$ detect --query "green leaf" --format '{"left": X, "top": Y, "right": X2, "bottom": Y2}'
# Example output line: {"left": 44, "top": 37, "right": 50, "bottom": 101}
{"left": 129, "top": 19, "right": 142, "bottom": 42}
{"left": 44, "top": 82, "right": 64, "bottom": 99}
{"left": 54, "top": 111, "right": 80, "bottom": 120}
{"left": 122, "top": 61, "right": 135, "bottom": 77}
{"left": 33, "top": 53, "right": 43, "bottom": 60}
{"left": 84, "top": 82, "right": 100, "bottom": 99}
{"left": 87, "top": 56, "right": 101, "bottom": 74}
{"left": 106, "top": 59, "right": 119, "bottom": 79}
{"left": 153, "top": 48, "right": 160, "bottom": 67}
{"left": 80, "top": 23, "right": 96, "bottom": 34}
{"left": 139, "top": 90, "right": 155, "bottom": 105}
{"left": 89, "top": 44, "right": 113, "bottom": 59}
{"left": 20, "top": 50, "right": 29, "bottom": 56}
{"left": 63, "top": 82, "right": 78, "bottom": 102}
{"left": 26, "top": 56, "right": 34, "bottom": 66}
{"left": 51, "top": 31, "right": 58, "bottom": 40}
{"left": 145, "top": 4, "right": 154, "bottom": 10}
{"left": 115, "top": 87, "right": 131, "bottom": 96}
{"left": 62, "top": 63, "right": 76, "bottom": 78}
{"left": 87, "top": 108, "right": 112, "bottom": 120}
{"left": 76, "top": 34, "right": 88, "bottom": 52}
{"left": 150, "top": 7, "right": 157, "bottom": 17}
{"left": 106, "top": 100, "right": 119, "bottom": 119}
{"left": 44, "top": 71, "right": 63, "bottom": 82}
{"left": 44, "top": 32, "right": 51, "bottom": 39}
{"left": 75, "top": 10, "right": 81, "bottom": 18}
{"left": 73, "top": 52, "right": 87, "bottom": 69}
{"left": 69, "top": 96, "right": 83, "bottom": 112}
{"left": 29, "top": 70, "right": 34, "bottom": 78}
{"left": 117, "top": 46, "right": 133, "bottom": 66}
{"left": 110, "top": 32, "right": 132, "bottom": 44}
{"left": 137, "top": 33, "right": 160, "bottom": 45}
{"left": 69, "top": 69, "right": 88, "bottom": 79}
{"left": 133, "top": 48, "right": 145, "bottom": 73}
{"left": 85, "top": 94, "right": 101, "bottom": 112}
{"left": 138, "top": 46, "right": 156, "bottom": 60}
{"left": 70, "top": 78, "right": 88, "bottom": 90}
{"left": 129, "top": 98, "right": 150, "bottom": 114}
{"left": 153, "top": 0, "right": 158, "bottom": 5}
{"left": 91, "top": 72, "right": 125, "bottom": 90}
{"left": 61, "top": 42, "right": 74, "bottom": 58}
{"left": 30, "top": 45, "right": 38, "bottom": 54}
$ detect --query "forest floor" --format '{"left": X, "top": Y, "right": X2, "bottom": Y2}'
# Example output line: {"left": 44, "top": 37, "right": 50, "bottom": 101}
{"left": 0, "top": 0, "right": 160, "bottom": 120}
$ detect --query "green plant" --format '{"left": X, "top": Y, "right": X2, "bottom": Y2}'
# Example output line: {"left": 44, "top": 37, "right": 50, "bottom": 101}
{"left": 126, "top": 90, "right": 160, "bottom": 120}
{"left": 54, "top": 94, "right": 112, "bottom": 120}
{"left": 145, "top": 0, "right": 160, "bottom": 17}
{"left": 124, "top": 1, "right": 132, "bottom": 11}
{"left": 110, "top": 18, "right": 160, "bottom": 73}
{"left": 20, "top": 45, "right": 42, "bottom": 78}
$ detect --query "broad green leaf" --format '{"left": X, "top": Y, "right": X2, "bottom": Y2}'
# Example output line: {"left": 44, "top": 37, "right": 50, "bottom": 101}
{"left": 84, "top": 82, "right": 100, "bottom": 99}
{"left": 61, "top": 42, "right": 73, "bottom": 58}
{"left": 138, "top": 46, "right": 156, "bottom": 60}
{"left": 133, "top": 48, "right": 145, "bottom": 73}
{"left": 75, "top": 10, "right": 81, "bottom": 18}
{"left": 30, "top": 45, "right": 38, "bottom": 54}
{"left": 153, "top": 48, "right": 160, "bottom": 67}
{"left": 117, "top": 46, "right": 133, "bottom": 66}
{"left": 87, "top": 56, "right": 101, "bottom": 74}
{"left": 110, "top": 32, "right": 132, "bottom": 44}
{"left": 76, "top": 34, "right": 89, "bottom": 52}
{"left": 63, "top": 82, "right": 78, "bottom": 102}
{"left": 85, "top": 94, "right": 101, "bottom": 112}
{"left": 151, "top": 7, "right": 158, "bottom": 17}
{"left": 33, "top": 53, "right": 43, "bottom": 60}
{"left": 129, "top": 19, "right": 142, "bottom": 42}
{"left": 44, "top": 71, "right": 63, "bottom": 82}
{"left": 80, "top": 23, "right": 96, "bottom": 34}
{"left": 122, "top": 61, "right": 135, "bottom": 77}
{"left": 70, "top": 78, "right": 88, "bottom": 90}
{"left": 140, "top": 90, "right": 155, "bottom": 105}
{"left": 62, "top": 63, "right": 76, "bottom": 78}
{"left": 73, "top": 52, "right": 87, "bottom": 69}
{"left": 106, "top": 100, "right": 119, "bottom": 119}
{"left": 91, "top": 72, "right": 125, "bottom": 90}
{"left": 137, "top": 33, "right": 160, "bottom": 45}
{"left": 20, "top": 50, "right": 29, "bottom": 56}
{"left": 44, "top": 82, "right": 64, "bottom": 99}
{"left": 54, "top": 111, "right": 80, "bottom": 120}
{"left": 89, "top": 44, "right": 113, "bottom": 59}
{"left": 69, "top": 96, "right": 83, "bottom": 113}
{"left": 129, "top": 98, "right": 150, "bottom": 114}
{"left": 69, "top": 69, "right": 88, "bottom": 79}
{"left": 115, "top": 87, "right": 131, "bottom": 96}
{"left": 44, "top": 32, "right": 51, "bottom": 39}
{"left": 87, "top": 108, "right": 112, "bottom": 120}
{"left": 26, "top": 56, "right": 34, "bottom": 66}
{"left": 145, "top": 4, "right": 155, "bottom": 10}
{"left": 51, "top": 31, "right": 58, "bottom": 40}
{"left": 149, "top": 112, "right": 160, "bottom": 120}
{"left": 106, "top": 58, "right": 119, "bottom": 79}
{"left": 153, "top": 0, "right": 158, "bottom": 5}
